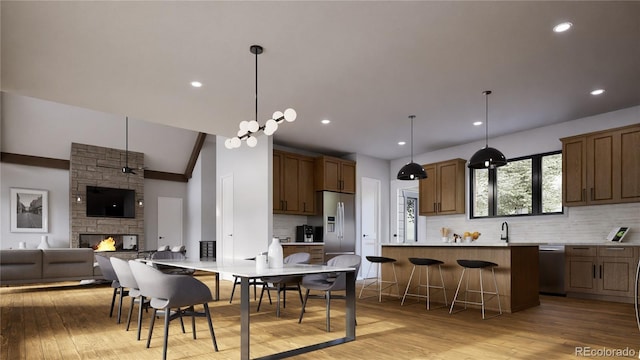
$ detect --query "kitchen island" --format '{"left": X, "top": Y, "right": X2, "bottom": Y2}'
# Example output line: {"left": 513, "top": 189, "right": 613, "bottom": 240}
{"left": 381, "top": 243, "right": 539, "bottom": 313}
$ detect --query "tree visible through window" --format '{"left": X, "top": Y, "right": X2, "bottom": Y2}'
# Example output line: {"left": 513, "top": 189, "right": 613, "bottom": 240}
{"left": 470, "top": 151, "right": 562, "bottom": 218}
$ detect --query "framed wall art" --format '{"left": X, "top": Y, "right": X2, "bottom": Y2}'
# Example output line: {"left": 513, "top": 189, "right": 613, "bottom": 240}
{"left": 10, "top": 188, "right": 48, "bottom": 233}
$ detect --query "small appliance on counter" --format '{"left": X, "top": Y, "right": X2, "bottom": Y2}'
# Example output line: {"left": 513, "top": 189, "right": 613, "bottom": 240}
{"left": 296, "top": 225, "right": 314, "bottom": 243}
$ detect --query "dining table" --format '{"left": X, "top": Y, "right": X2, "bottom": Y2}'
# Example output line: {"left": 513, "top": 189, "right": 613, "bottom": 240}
{"left": 140, "top": 258, "right": 357, "bottom": 360}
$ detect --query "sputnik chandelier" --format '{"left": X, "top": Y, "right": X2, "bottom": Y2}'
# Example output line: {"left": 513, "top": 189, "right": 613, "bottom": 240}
{"left": 224, "top": 45, "right": 297, "bottom": 149}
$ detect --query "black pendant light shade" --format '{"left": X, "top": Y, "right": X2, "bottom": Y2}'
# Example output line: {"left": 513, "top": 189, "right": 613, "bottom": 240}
{"left": 397, "top": 115, "right": 427, "bottom": 180}
{"left": 468, "top": 146, "right": 507, "bottom": 169}
{"left": 468, "top": 90, "right": 507, "bottom": 169}
{"left": 397, "top": 162, "right": 427, "bottom": 180}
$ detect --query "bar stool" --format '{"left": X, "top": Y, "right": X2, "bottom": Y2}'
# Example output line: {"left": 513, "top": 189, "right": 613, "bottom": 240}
{"left": 401, "top": 258, "right": 447, "bottom": 309}
{"left": 449, "top": 259, "right": 502, "bottom": 319}
{"left": 359, "top": 256, "right": 400, "bottom": 302}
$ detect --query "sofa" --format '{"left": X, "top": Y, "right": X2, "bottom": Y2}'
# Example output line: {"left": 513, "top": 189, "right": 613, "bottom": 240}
{"left": 0, "top": 248, "right": 103, "bottom": 285}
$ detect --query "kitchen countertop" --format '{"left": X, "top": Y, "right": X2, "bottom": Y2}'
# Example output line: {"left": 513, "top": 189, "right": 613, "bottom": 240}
{"left": 281, "top": 242, "right": 324, "bottom": 246}
{"left": 383, "top": 242, "right": 640, "bottom": 247}
{"left": 382, "top": 242, "right": 537, "bottom": 247}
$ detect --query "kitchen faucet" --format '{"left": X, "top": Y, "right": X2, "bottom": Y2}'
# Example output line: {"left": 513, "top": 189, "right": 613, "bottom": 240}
{"left": 501, "top": 222, "right": 509, "bottom": 242}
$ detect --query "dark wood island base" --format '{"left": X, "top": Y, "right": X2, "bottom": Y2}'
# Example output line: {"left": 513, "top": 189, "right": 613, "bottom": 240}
{"left": 381, "top": 244, "right": 540, "bottom": 313}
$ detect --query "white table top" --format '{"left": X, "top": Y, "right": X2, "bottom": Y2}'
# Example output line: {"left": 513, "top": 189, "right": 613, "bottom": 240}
{"left": 141, "top": 259, "right": 355, "bottom": 278}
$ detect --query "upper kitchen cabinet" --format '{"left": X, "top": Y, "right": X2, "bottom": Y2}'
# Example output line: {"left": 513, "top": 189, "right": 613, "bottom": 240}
{"left": 315, "top": 156, "right": 356, "bottom": 194}
{"left": 561, "top": 123, "right": 640, "bottom": 207}
{"left": 273, "top": 150, "right": 316, "bottom": 215}
{"left": 419, "top": 158, "right": 466, "bottom": 216}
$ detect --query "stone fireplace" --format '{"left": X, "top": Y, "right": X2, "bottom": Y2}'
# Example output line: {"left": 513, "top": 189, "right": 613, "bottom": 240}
{"left": 79, "top": 234, "right": 139, "bottom": 251}
{"left": 70, "top": 143, "right": 145, "bottom": 250}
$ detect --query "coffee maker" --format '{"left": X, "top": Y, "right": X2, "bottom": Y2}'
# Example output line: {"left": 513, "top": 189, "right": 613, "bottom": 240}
{"left": 296, "top": 225, "right": 314, "bottom": 243}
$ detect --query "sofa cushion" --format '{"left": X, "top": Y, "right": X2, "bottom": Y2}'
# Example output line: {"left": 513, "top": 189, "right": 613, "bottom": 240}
{"left": 0, "top": 249, "right": 43, "bottom": 282}
{"left": 42, "top": 248, "right": 94, "bottom": 279}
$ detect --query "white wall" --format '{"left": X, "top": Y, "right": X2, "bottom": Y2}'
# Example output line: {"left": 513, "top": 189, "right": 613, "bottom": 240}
{"left": 184, "top": 138, "right": 217, "bottom": 259}
{"left": 0, "top": 92, "right": 194, "bottom": 250}
{"left": 0, "top": 163, "right": 70, "bottom": 248}
{"left": 186, "top": 155, "right": 203, "bottom": 258}
{"left": 142, "top": 179, "right": 188, "bottom": 251}
{"left": 389, "top": 105, "right": 640, "bottom": 245}
{"left": 354, "top": 154, "right": 391, "bottom": 256}
{"left": 1, "top": 92, "right": 197, "bottom": 173}
{"left": 216, "top": 134, "right": 272, "bottom": 266}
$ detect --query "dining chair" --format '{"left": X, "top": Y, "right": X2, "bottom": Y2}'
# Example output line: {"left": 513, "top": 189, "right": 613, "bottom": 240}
{"left": 229, "top": 255, "right": 271, "bottom": 304}
{"left": 150, "top": 248, "right": 195, "bottom": 275}
{"left": 129, "top": 260, "right": 218, "bottom": 360}
{"left": 95, "top": 254, "right": 126, "bottom": 323}
{"left": 298, "top": 254, "right": 361, "bottom": 331}
{"left": 110, "top": 257, "right": 149, "bottom": 340}
{"left": 257, "top": 252, "right": 311, "bottom": 317}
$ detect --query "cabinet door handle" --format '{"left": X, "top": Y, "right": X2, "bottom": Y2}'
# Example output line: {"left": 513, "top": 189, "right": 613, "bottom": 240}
{"left": 590, "top": 188, "right": 594, "bottom": 201}
{"left": 592, "top": 264, "right": 596, "bottom": 279}
{"left": 582, "top": 188, "right": 586, "bottom": 202}
{"left": 433, "top": 203, "right": 436, "bottom": 212}
{"left": 599, "top": 265, "right": 602, "bottom": 279}
{"left": 604, "top": 247, "right": 625, "bottom": 251}
{"left": 572, "top": 247, "right": 590, "bottom": 250}
{"left": 438, "top": 202, "right": 441, "bottom": 212}
{"left": 285, "top": 201, "right": 288, "bottom": 211}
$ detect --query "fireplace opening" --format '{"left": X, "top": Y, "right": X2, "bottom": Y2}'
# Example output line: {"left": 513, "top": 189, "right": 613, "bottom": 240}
{"left": 79, "top": 234, "right": 138, "bottom": 252}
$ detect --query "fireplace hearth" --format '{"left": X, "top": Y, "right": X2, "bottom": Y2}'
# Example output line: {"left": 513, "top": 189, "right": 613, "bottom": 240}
{"left": 79, "top": 234, "right": 138, "bottom": 252}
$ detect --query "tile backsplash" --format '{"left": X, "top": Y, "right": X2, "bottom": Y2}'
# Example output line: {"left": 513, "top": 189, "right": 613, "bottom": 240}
{"left": 421, "top": 202, "right": 640, "bottom": 245}
{"left": 273, "top": 214, "right": 308, "bottom": 243}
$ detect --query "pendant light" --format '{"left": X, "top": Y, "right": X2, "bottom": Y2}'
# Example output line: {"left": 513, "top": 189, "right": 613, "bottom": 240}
{"left": 468, "top": 90, "right": 507, "bottom": 169}
{"left": 224, "top": 45, "right": 296, "bottom": 149}
{"left": 397, "top": 115, "right": 427, "bottom": 180}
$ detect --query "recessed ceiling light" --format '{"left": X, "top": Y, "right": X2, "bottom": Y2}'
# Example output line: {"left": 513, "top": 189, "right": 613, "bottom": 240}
{"left": 191, "top": 81, "right": 203, "bottom": 88}
{"left": 398, "top": 141, "right": 406, "bottom": 146}
{"left": 321, "top": 119, "right": 331, "bottom": 124}
{"left": 473, "top": 121, "right": 483, "bottom": 126}
{"left": 553, "top": 22, "right": 573, "bottom": 33}
{"left": 590, "top": 89, "right": 605, "bottom": 96}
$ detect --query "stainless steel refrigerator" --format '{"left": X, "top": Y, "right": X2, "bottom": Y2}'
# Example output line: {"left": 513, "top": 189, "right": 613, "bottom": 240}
{"left": 308, "top": 191, "right": 356, "bottom": 260}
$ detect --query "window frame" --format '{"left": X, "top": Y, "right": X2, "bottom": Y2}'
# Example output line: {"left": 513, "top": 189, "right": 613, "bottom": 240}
{"left": 469, "top": 150, "right": 563, "bottom": 218}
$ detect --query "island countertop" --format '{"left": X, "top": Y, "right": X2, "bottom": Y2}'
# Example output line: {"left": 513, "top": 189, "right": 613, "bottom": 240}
{"left": 381, "top": 242, "right": 537, "bottom": 247}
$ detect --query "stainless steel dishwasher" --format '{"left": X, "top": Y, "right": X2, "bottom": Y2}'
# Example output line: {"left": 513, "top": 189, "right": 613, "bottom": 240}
{"left": 539, "top": 245, "right": 566, "bottom": 295}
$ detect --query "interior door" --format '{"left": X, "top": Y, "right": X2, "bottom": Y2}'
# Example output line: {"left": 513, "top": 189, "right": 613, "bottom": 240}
{"left": 221, "top": 174, "right": 234, "bottom": 266}
{"left": 157, "top": 197, "right": 183, "bottom": 249}
{"left": 361, "top": 177, "right": 380, "bottom": 278}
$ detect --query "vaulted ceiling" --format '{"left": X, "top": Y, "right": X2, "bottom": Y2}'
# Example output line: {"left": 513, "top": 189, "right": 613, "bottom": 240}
{"left": 2, "top": 1, "right": 639, "bottom": 161}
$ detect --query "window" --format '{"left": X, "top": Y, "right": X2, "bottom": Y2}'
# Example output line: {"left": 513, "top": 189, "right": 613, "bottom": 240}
{"left": 470, "top": 151, "right": 562, "bottom": 218}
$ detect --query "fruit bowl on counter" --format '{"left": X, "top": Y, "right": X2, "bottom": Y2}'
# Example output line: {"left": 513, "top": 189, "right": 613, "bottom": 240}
{"left": 461, "top": 231, "right": 480, "bottom": 243}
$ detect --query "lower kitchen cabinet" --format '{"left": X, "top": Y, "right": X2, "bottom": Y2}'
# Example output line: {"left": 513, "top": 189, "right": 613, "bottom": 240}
{"left": 282, "top": 244, "right": 324, "bottom": 264}
{"left": 565, "top": 245, "right": 638, "bottom": 302}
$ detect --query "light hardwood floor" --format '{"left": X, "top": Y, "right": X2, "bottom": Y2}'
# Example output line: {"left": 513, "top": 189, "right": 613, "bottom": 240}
{"left": 1, "top": 273, "right": 638, "bottom": 359}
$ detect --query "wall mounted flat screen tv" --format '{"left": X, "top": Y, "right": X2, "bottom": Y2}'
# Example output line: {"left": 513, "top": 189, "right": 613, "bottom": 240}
{"left": 86, "top": 186, "right": 135, "bottom": 218}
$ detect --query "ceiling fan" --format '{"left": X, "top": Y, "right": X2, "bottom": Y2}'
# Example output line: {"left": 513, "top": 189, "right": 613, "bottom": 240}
{"left": 121, "top": 116, "right": 136, "bottom": 175}
{"left": 95, "top": 116, "right": 144, "bottom": 174}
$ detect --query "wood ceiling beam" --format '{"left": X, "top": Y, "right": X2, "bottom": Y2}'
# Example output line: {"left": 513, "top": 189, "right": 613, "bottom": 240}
{"left": 1, "top": 152, "right": 188, "bottom": 183}
{"left": 1, "top": 152, "right": 70, "bottom": 170}
{"left": 184, "top": 132, "right": 207, "bottom": 180}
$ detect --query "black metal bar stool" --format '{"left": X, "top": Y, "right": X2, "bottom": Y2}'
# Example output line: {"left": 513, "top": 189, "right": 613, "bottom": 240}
{"left": 401, "top": 258, "right": 447, "bottom": 309}
{"left": 359, "top": 256, "right": 400, "bottom": 302}
{"left": 449, "top": 259, "right": 502, "bottom": 319}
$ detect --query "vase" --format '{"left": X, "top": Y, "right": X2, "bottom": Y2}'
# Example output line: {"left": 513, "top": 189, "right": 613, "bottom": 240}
{"left": 37, "top": 235, "right": 50, "bottom": 249}
{"left": 268, "top": 238, "right": 283, "bottom": 269}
